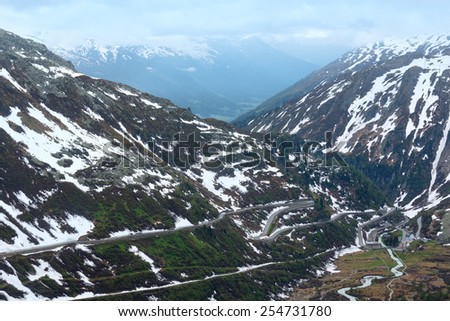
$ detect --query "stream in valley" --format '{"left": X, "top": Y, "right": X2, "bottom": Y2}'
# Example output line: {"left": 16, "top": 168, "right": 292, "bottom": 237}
{"left": 337, "top": 247, "right": 405, "bottom": 300}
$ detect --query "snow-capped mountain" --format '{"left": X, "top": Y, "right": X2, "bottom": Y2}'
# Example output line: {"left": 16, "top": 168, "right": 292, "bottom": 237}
{"left": 0, "top": 29, "right": 389, "bottom": 301}
{"left": 55, "top": 37, "right": 317, "bottom": 121}
{"left": 239, "top": 35, "right": 450, "bottom": 215}
{"left": 0, "top": 28, "right": 307, "bottom": 249}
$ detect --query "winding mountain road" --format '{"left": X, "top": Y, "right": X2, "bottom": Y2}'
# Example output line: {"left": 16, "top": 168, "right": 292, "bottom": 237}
{"left": 263, "top": 210, "right": 378, "bottom": 242}
{"left": 0, "top": 202, "right": 396, "bottom": 258}
{"left": 357, "top": 208, "right": 397, "bottom": 246}
{"left": 256, "top": 201, "right": 315, "bottom": 239}
{"left": 0, "top": 199, "right": 313, "bottom": 259}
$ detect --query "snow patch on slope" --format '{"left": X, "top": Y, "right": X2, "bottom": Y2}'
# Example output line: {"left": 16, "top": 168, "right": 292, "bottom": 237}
{"left": 0, "top": 68, "right": 27, "bottom": 92}
{"left": 129, "top": 245, "right": 161, "bottom": 275}
{"left": 28, "top": 259, "right": 63, "bottom": 285}
{"left": 0, "top": 199, "right": 93, "bottom": 251}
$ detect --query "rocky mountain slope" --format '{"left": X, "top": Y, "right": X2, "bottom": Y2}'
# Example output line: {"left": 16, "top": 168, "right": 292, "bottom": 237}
{"left": 0, "top": 29, "right": 386, "bottom": 301}
{"left": 56, "top": 38, "right": 317, "bottom": 121}
{"left": 240, "top": 35, "right": 450, "bottom": 215}
{"left": 0, "top": 28, "right": 307, "bottom": 249}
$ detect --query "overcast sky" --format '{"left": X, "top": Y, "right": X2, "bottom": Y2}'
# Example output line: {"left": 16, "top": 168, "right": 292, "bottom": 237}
{"left": 0, "top": 0, "right": 449, "bottom": 63}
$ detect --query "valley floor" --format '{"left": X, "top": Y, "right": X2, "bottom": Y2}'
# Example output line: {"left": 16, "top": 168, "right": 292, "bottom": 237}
{"left": 290, "top": 241, "right": 450, "bottom": 300}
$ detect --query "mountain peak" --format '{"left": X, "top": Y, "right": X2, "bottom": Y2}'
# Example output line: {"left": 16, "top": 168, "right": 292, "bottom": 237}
{"left": 338, "top": 34, "right": 450, "bottom": 73}
{"left": 57, "top": 36, "right": 217, "bottom": 63}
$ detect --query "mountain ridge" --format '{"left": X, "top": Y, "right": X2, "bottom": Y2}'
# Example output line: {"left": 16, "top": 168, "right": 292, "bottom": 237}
{"left": 0, "top": 28, "right": 299, "bottom": 244}
{"left": 240, "top": 35, "right": 450, "bottom": 215}
{"left": 234, "top": 34, "right": 450, "bottom": 125}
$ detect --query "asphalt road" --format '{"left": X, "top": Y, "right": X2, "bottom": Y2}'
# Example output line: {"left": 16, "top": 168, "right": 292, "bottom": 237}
{"left": 257, "top": 200, "right": 315, "bottom": 238}
{"left": 357, "top": 208, "right": 398, "bottom": 246}
{"left": 0, "top": 203, "right": 397, "bottom": 258}
{"left": 262, "top": 210, "right": 378, "bottom": 242}
{"left": 0, "top": 199, "right": 312, "bottom": 259}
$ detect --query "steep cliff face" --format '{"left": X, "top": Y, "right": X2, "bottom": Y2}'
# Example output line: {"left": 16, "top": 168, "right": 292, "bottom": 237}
{"left": 241, "top": 35, "right": 450, "bottom": 214}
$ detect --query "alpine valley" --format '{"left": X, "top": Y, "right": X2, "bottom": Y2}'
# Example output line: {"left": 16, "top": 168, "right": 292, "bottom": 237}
{"left": 235, "top": 35, "right": 450, "bottom": 301}
{"left": 0, "top": 29, "right": 449, "bottom": 301}
{"left": 56, "top": 37, "right": 317, "bottom": 121}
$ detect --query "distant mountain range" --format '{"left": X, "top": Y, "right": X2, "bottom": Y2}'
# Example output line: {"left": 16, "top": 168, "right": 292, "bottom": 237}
{"left": 56, "top": 37, "right": 318, "bottom": 121}
{"left": 237, "top": 35, "right": 450, "bottom": 215}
